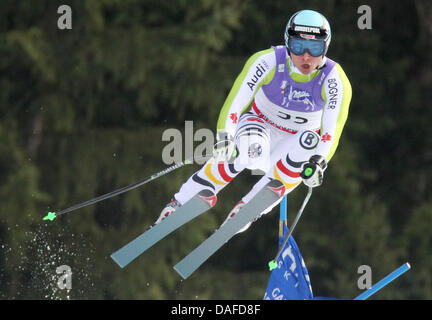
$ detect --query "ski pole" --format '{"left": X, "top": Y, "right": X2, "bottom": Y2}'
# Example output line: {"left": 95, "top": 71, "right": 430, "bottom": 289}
{"left": 279, "top": 195, "right": 288, "bottom": 237}
{"left": 43, "top": 154, "right": 212, "bottom": 222}
{"left": 268, "top": 186, "right": 313, "bottom": 271}
{"left": 353, "top": 262, "right": 411, "bottom": 300}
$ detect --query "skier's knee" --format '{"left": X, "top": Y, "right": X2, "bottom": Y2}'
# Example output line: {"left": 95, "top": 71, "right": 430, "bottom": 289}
{"left": 234, "top": 125, "right": 271, "bottom": 170}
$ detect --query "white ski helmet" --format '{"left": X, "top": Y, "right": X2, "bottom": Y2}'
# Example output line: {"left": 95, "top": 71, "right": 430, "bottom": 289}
{"left": 285, "top": 10, "right": 332, "bottom": 57}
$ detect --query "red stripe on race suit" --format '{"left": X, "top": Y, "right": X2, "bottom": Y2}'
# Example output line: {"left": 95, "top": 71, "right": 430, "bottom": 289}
{"left": 252, "top": 101, "right": 321, "bottom": 135}
{"left": 276, "top": 160, "right": 300, "bottom": 178}
{"left": 252, "top": 101, "right": 298, "bottom": 134}
{"left": 218, "top": 162, "right": 233, "bottom": 182}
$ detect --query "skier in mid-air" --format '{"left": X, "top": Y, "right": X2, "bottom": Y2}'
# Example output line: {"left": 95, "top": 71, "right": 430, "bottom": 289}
{"left": 157, "top": 9, "right": 352, "bottom": 231}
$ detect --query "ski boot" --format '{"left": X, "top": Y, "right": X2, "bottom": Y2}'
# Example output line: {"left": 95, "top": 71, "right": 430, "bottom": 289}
{"left": 155, "top": 198, "right": 181, "bottom": 224}
{"left": 220, "top": 200, "right": 256, "bottom": 233}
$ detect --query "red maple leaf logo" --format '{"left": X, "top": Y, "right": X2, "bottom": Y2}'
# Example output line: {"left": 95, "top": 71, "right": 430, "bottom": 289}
{"left": 230, "top": 113, "right": 238, "bottom": 124}
{"left": 321, "top": 132, "right": 332, "bottom": 143}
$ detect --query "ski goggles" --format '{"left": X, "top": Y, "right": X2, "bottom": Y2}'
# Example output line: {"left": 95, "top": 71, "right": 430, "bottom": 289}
{"left": 288, "top": 38, "right": 326, "bottom": 57}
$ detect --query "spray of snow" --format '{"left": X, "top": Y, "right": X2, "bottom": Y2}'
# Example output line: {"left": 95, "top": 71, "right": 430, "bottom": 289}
{"left": 0, "top": 221, "right": 97, "bottom": 300}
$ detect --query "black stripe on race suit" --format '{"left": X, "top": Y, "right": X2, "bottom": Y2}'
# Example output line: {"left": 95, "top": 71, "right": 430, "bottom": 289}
{"left": 192, "top": 173, "right": 215, "bottom": 191}
{"left": 236, "top": 121, "right": 267, "bottom": 133}
{"left": 228, "top": 163, "right": 239, "bottom": 174}
{"left": 286, "top": 153, "right": 306, "bottom": 169}
{"left": 236, "top": 126, "right": 269, "bottom": 138}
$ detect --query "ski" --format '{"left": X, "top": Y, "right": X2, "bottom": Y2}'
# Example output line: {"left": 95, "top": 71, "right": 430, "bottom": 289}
{"left": 173, "top": 179, "right": 285, "bottom": 279}
{"left": 111, "top": 189, "right": 217, "bottom": 268}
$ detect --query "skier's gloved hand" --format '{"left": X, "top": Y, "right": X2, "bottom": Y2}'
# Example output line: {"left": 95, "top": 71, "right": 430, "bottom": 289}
{"left": 300, "top": 155, "right": 328, "bottom": 188}
{"left": 213, "top": 131, "right": 237, "bottom": 162}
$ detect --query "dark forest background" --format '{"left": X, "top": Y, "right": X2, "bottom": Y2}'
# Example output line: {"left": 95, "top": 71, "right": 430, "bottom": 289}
{"left": 1, "top": 0, "right": 431, "bottom": 300}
